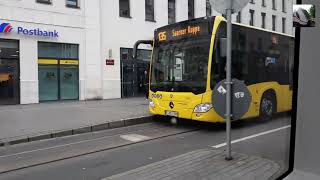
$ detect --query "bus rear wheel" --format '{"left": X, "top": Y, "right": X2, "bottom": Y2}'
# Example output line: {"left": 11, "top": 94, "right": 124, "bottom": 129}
{"left": 260, "top": 92, "right": 276, "bottom": 120}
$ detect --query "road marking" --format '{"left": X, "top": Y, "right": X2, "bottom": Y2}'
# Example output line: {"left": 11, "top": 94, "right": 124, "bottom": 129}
{"left": 211, "top": 125, "right": 291, "bottom": 149}
{"left": 120, "top": 134, "right": 150, "bottom": 142}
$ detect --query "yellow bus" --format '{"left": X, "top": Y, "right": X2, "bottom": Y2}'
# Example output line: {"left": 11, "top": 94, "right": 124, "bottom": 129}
{"left": 135, "top": 16, "right": 294, "bottom": 123}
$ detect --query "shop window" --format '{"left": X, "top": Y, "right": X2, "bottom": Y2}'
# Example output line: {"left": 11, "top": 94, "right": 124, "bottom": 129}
{"left": 38, "top": 42, "right": 79, "bottom": 59}
{"left": 145, "top": 0, "right": 155, "bottom": 22}
{"left": 0, "top": 39, "right": 20, "bottom": 105}
{"left": 66, "top": 0, "right": 79, "bottom": 8}
{"left": 120, "top": 0, "right": 131, "bottom": 18}
{"left": 36, "top": 0, "right": 51, "bottom": 4}
{"left": 38, "top": 42, "right": 79, "bottom": 101}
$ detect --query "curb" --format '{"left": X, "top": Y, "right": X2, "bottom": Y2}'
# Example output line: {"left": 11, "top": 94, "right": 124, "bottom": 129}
{"left": 0, "top": 115, "right": 153, "bottom": 147}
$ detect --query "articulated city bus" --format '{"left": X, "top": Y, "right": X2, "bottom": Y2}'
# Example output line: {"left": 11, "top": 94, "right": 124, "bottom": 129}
{"left": 135, "top": 16, "right": 294, "bottom": 123}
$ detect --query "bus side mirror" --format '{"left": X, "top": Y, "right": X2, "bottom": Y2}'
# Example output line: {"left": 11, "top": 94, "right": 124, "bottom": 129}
{"left": 219, "top": 38, "right": 227, "bottom": 58}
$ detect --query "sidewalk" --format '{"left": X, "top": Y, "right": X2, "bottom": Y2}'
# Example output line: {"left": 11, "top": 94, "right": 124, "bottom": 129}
{"left": 104, "top": 149, "right": 283, "bottom": 180}
{"left": 0, "top": 97, "right": 150, "bottom": 144}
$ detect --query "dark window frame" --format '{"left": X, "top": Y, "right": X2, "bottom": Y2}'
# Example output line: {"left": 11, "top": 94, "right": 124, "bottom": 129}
{"left": 66, "top": 0, "right": 80, "bottom": 8}
{"left": 188, "top": 0, "right": 195, "bottom": 20}
{"left": 282, "top": 0, "right": 286, "bottom": 13}
{"left": 119, "top": 0, "right": 131, "bottom": 18}
{"left": 36, "top": 0, "right": 52, "bottom": 5}
{"left": 272, "top": 15, "right": 276, "bottom": 31}
{"left": 206, "top": 0, "right": 212, "bottom": 17}
{"left": 249, "top": 9, "right": 255, "bottom": 26}
{"left": 282, "top": 17, "right": 286, "bottom": 33}
{"left": 262, "top": 0, "right": 266, "bottom": 7}
{"left": 272, "top": 0, "right": 277, "bottom": 10}
{"left": 236, "top": 11, "right": 241, "bottom": 23}
{"left": 145, "top": 0, "right": 155, "bottom": 22}
{"left": 168, "top": 0, "right": 176, "bottom": 24}
{"left": 261, "top": 12, "right": 266, "bottom": 28}
{"left": 250, "top": 0, "right": 255, "bottom": 4}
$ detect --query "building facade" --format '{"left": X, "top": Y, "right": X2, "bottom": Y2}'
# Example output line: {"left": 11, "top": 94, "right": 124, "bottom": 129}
{"left": 0, "top": 0, "right": 293, "bottom": 105}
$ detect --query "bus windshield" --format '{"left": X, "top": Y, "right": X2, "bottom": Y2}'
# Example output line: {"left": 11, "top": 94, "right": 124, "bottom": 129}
{"left": 151, "top": 36, "right": 211, "bottom": 94}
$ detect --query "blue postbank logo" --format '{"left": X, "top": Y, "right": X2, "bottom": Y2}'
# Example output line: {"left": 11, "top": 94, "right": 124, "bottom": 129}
{"left": 17, "top": 27, "right": 59, "bottom": 38}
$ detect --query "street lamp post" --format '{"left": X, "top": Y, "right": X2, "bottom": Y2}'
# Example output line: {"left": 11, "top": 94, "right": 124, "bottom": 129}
{"left": 225, "top": 7, "right": 233, "bottom": 160}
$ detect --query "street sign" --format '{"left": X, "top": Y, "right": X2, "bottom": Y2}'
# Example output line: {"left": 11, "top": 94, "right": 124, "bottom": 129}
{"left": 209, "top": 0, "right": 250, "bottom": 14}
{"left": 212, "top": 79, "right": 252, "bottom": 120}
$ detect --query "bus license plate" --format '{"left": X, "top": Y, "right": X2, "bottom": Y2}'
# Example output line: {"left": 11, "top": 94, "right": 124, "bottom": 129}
{"left": 165, "top": 111, "right": 178, "bottom": 117}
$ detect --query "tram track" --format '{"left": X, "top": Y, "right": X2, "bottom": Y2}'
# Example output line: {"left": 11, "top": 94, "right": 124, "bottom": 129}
{"left": 0, "top": 121, "right": 201, "bottom": 174}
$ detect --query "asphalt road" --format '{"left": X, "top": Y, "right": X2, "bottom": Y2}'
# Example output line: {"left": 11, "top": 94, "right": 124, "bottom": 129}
{"left": 0, "top": 115, "right": 292, "bottom": 180}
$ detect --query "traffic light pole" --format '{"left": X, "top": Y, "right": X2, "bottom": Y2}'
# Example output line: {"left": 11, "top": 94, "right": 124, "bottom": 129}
{"left": 225, "top": 8, "right": 233, "bottom": 161}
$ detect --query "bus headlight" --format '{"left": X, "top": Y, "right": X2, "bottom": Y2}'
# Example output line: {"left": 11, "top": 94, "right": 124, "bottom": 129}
{"left": 149, "top": 100, "right": 155, "bottom": 108}
{"left": 193, "top": 103, "right": 212, "bottom": 113}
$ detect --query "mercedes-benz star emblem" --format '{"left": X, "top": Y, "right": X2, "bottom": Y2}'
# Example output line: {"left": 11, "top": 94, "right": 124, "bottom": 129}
{"left": 169, "top": 102, "right": 174, "bottom": 109}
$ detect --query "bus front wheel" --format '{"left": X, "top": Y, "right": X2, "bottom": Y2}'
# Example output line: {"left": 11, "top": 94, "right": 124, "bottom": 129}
{"left": 259, "top": 92, "right": 277, "bottom": 120}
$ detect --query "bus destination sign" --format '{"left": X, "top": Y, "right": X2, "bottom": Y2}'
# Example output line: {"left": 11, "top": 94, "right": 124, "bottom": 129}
{"left": 155, "top": 18, "right": 212, "bottom": 42}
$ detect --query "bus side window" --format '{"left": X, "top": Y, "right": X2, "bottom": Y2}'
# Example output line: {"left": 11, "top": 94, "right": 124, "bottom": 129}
{"left": 211, "top": 22, "right": 226, "bottom": 89}
{"left": 231, "top": 25, "right": 249, "bottom": 84}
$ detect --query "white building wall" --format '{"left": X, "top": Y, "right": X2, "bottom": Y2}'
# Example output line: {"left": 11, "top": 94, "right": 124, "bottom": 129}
{"left": 221, "top": 0, "right": 293, "bottom": 35}
{"left": 83, "top": 0, "right": 103, "bottom": 100}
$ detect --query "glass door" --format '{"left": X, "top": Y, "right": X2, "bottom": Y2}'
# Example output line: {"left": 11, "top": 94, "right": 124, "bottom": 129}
{"left": 38, "top": 64, "right": 59, "bottom": 101}
{"left": 60, "top": 65, "right": 79, "bottom": 100}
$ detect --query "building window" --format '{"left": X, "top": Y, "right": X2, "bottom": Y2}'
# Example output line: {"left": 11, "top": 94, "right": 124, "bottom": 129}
{"left": 262, "top": 0, "right": 266, "bottom": 7}
{"left": 282, "top": 0, "right": 286, "bottom": 12}
{"left": 36, "top": 0, "right": 51, "bottom": 4}
{"left": 168, "top": 0, "right": 176, "bottom": 24}
{"left": 282, "top": 17, "right": 286, "bottom": 33}
{"left": 236, "top": 12, "right": 241, "bottom": 23}
{"left": 206, "top": 0, "right": 212, "bottom": 17}
{"left": 272, "top": 0, "right": 276, "bottom": 10}
{"left": 250, "top": 0, "right": 255, "bottom": 4}
{"left": 188, "top": 0, "right": 195, "bottom": 20}
{"left": 272, "top": 15, "right": 276, "bottom": 31}
{"left": 145, "top": 0, "right": 155, "bottom": 21}
{"left": 249, "top": 9, "right": 255, "bottom": 26}
{"left": 261, "top": 12, "right": 266, "bottom": 28}
{"left": 66, "top": 0, "right": 79, "bottom": 8}
{"left": 119, "top": 0, "right": 131, "bottom": 18}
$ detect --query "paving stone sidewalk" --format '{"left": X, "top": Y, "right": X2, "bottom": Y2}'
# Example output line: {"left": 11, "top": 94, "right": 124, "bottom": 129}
{"left": 104, "top": 149, "right": 283, "bottom": 180}
{"left": 0, "top": 97, "right": 150, "bottom": 142}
